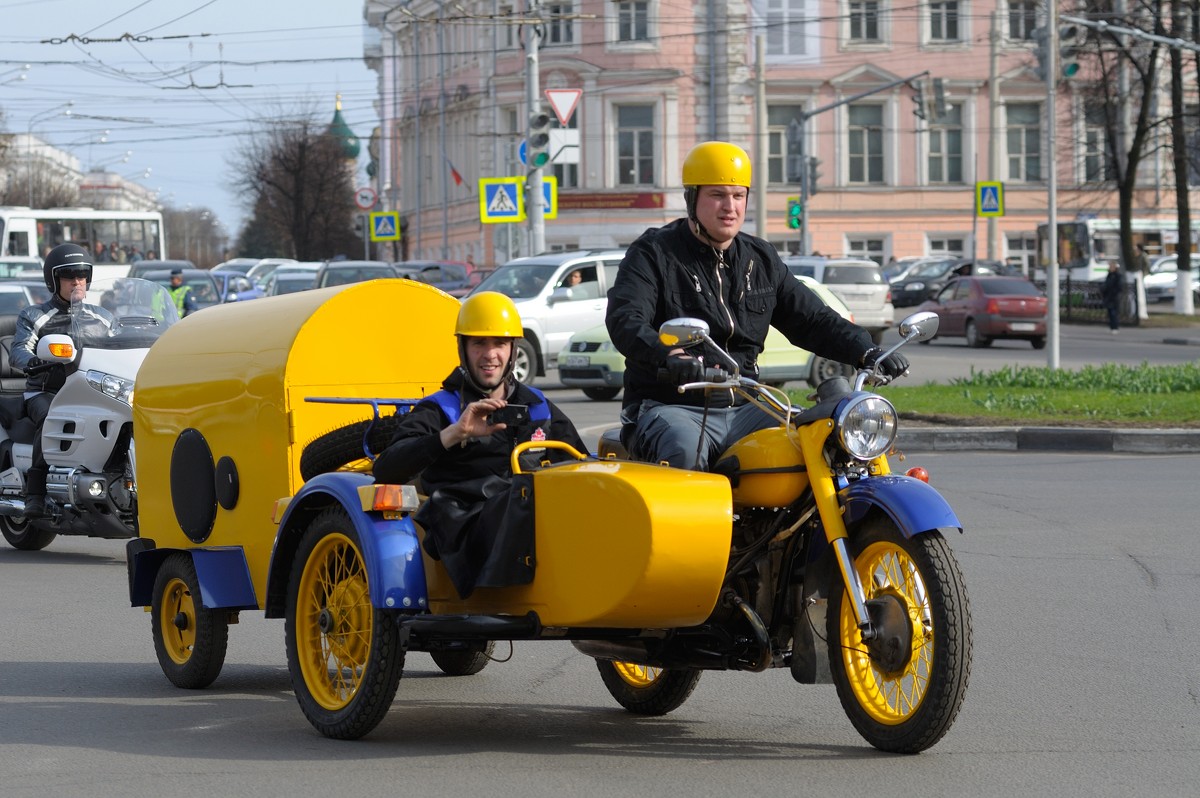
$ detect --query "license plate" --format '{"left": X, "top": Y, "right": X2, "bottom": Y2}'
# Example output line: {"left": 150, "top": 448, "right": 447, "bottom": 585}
{"left": 1010, "top": 322, "right": 1036, "bottom": 332}
{"left": 562, "top": 355, "right": 590, "bottom": 367}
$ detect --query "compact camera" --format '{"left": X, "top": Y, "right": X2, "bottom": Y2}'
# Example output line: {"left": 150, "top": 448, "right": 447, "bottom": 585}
{"left": 486, "top": 404, "right": 529, "bottom": 427}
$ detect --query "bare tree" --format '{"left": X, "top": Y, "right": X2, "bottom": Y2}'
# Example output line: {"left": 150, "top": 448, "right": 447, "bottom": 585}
{"left": 1165, "top": 2, "right": 1194, "bottom": 314}
{"left": 230, "top": 114, "right": 359, "bottom": 260}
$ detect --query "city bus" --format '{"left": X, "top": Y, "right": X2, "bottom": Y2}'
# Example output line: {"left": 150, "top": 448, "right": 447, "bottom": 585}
{"left": 1037, "top": 217, "right": 1200, "bottom": 282}
{"left": 0, "top": 207, "right": 166, "bottom": 264}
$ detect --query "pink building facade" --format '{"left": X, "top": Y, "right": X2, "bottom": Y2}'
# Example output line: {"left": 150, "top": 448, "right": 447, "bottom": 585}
{"left": 363, "top": 1, "right": 1196, "bottom": 269}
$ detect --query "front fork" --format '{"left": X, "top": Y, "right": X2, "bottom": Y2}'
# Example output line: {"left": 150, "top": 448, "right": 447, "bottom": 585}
{"left": 795, "top": 420, "right": 884, "bottom": 641}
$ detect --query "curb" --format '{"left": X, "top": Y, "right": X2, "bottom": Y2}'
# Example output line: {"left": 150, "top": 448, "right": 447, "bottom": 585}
{"left": 896, "top": 426, "right": 1200, "bottom": 454}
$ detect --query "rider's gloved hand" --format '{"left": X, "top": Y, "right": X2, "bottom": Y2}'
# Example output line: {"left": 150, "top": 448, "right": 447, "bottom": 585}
{"left": 861, "top": 347, "right": 909, "bottom": 378}
{"left": 22, "top": 357, "right": 43, "bottom": 376}
{"left": 664, "top": 353, "right": 705, "bottom": 384}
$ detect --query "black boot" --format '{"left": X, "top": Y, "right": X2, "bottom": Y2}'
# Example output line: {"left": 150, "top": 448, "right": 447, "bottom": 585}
{"left": 24, "top": 495, "right": 46, "bottom": 518}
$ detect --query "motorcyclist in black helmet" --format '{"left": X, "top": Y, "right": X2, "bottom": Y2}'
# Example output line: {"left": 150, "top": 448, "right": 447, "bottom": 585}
{"left": 10, "top": 243, "right": 114, "bottom": 518}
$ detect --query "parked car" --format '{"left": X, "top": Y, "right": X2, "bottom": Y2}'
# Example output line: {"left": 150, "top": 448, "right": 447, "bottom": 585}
{"left": 469, "top": 249, "right": 627, "bottom": 384}
{"left": 212, "top": 257, "right": 259, "bottom": 275}
{"left": 210, "top": 269, "right": 265, "bottom": 302}
{"left": 261, "top": 262, "right": 322, "bottom": 296}
{"left": 393, "top": 260, "right": 473, "bottom": 294}
{"left": 127, "top": 259, "right": 196, "bottom": 279}
{"left": 0, "top": 255, "right": 42, "bottom": 280}
{"left": 141, "top": 268, "right": 222, "bottom": 313}
{"left": 888, "top": 257, "right": 1005, "bottom": 307}
{"left": 559, "top": 275, "right": 857, "bottom": 400}
{"left": 246, "top": 257, "right": 299, "bottom": 288}
{"left": 313, "top": 259, "right": 397, "bottom": 288}
{"left": 784, "top": 256, "right": 893, "bottom": 344}
{"left": 0, "top": 281, "right": 51, "bottom": 314}
{"left": 916, "top": 275, "right": 1048, "bottom": 348}
{"left": 1143, "top": 255, "right": 1200, "bottom": 303}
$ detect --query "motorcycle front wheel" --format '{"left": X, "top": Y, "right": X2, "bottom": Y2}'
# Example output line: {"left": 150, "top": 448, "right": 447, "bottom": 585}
{"left": 1, "top": 514, "right": 57, "bottom": 551}
{"left": 284, "top": 508, "right": 404, "bottom": 739}
{"left": 827, "top": 517, "right": 972, "bottom": 754}
{"left": 151, "top": 552, "right": 229, "bottom": 689}
{"left": 596, "top": 660, "right": 702, "bottom": 715}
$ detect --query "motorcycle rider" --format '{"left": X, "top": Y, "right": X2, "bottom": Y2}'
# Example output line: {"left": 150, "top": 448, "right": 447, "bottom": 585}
{"left": 11, "top": 243, "right": 114, "bottom": 518}
{"left": 373, "top": 291, "right": 586, "bottom": 598}
{"left": 606, "top": 141, "right": 909, "bottom": 470}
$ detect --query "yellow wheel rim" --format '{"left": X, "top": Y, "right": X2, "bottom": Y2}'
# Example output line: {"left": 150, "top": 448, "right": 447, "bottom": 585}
{"left": 838, "top": 540, "right": 933, "bottom": 725}
{"left": 613, "top": 661, "right": 662, "bottom": 688}
{"left": 159, "top": 576, "right": 196, "bottom": 665}
{"left": 295, "top": 532, "right": 373, "bottom": 711}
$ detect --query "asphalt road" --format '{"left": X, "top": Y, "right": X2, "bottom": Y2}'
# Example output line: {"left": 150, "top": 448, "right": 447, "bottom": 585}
{"left": 3, "top": 451, "right": 1199, "bottom": 796}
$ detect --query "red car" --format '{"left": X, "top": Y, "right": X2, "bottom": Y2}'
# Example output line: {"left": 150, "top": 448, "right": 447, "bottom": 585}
{"left": 917, "top": 275, "right": 1048, "bottom": 349}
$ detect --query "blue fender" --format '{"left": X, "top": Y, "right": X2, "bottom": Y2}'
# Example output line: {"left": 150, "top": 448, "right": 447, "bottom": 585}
{"left": 276, "top": 472, "right": 430, "bottom": 611}
{"left": 839, "top": 475, "right": 962, "bottom": 537}
{"left": 127, "top": 542, "right": 258, "bottom": 610}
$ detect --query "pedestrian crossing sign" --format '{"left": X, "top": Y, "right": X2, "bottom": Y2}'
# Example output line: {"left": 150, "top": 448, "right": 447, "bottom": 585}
{"left": 369, "top": 211, "right": 401, "bottom": 241}
{"left": 975, "top": 181, "right": 1004, "bottom": 217}
{"left": 479, "top": 178, "right": 525, "bottom": 224}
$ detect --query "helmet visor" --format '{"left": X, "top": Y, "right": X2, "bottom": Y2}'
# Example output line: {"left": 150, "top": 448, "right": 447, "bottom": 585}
{"left": 55, "top": 266, "right": 91, "bottom": 281}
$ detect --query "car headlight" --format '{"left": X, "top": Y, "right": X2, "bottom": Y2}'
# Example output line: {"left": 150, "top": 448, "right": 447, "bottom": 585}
{"left": 908, "top": 281, "right": 926, "bottom": 292}
{"left": 598, "top": 340, "right": 614, "bottom": 352}
{"left": 835, "top": 393, "right": 897, "bottom": 460}
{"left": 86, "top": 369, "right": 135, "bottom": 406}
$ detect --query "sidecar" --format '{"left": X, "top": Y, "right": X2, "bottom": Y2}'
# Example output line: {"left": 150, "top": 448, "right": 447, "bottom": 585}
{"left": 127, "top": 278, "right": 733, "bottom": 733}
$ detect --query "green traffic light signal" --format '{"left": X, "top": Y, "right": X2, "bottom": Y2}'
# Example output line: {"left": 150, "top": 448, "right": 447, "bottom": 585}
{"left": 787, "top": 197, "right": 802, "bottom": 230}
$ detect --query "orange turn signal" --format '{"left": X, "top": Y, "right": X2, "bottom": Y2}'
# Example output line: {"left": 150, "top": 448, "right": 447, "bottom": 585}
{"left": 906, "top": 466, "right": 930, "bottom": 483}
{"left": 47, "top": 342, "right": 75, "bottom": 359}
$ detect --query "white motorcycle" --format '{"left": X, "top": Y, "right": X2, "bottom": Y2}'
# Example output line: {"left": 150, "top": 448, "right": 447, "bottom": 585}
{"left": 0, "top": 277, "right": 180, "bottom": 551}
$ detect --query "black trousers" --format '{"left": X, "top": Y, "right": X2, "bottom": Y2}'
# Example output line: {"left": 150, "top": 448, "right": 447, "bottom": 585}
{"left": 24, "top": 392, "right": 53, "bottom": 497}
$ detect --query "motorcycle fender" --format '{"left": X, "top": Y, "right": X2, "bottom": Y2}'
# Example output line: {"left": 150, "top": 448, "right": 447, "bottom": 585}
{"left": 127, "top": 542, "right": 257, "bottom": 610}
{"left": 839, "top": 475, "right": 962, "bottom": 538}
{"left": 272, "top": 472, "right": 429, "bottom": 613}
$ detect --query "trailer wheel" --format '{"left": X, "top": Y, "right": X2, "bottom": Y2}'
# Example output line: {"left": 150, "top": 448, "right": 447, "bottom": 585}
{"left": 151, "top": 552, "right": 229, "bottom": 689}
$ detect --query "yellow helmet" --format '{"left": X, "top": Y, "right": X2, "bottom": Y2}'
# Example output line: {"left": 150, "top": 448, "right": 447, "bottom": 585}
{"left": 682, "top": 141, "right": 752, "bottom": 188}
{"left": 456, "top": 291, "right": 523, "bottom": 338}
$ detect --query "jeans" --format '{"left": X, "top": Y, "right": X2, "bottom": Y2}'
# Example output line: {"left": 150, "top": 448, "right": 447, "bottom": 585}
{"left": 628, "top": 400, "right": 778, "bottom": 471}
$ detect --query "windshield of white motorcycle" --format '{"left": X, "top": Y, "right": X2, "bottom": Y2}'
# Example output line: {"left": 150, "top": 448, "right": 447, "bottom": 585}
{"left": 73, "top": 277, "right": 181, "bottom": 349}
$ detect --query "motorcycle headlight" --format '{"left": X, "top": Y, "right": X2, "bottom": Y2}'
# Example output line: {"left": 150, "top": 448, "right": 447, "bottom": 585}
{"left": 835, "top": 393, "right": 898, "bottom": 460}
{"left": 86, "top": 369, "right": 135, "bottom": 406}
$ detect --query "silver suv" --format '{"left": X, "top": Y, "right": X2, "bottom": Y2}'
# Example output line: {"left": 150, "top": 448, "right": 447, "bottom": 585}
{"left": 469, "top": 249, "right": 626, "bottom": 384}
{"left": 785, "top": 256, "right": 894, "bottom": 344}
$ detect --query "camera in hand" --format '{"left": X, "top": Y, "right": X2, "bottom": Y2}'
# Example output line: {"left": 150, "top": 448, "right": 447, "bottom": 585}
{"left": 486, "top": 404, "right": 529, "bottom": 427}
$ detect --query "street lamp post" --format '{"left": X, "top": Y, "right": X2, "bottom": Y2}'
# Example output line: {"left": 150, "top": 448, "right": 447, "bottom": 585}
{"left": 26, "top": 101, "right": 74, "bottom": 206}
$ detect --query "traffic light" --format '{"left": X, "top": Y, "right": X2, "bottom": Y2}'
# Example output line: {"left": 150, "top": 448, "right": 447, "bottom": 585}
{"left": 932, "top": 78, "right": 947, "bottom": 120}
{"left": 808, "top": 157, "right": 822, "bottom": 196}
{"left": 912, "top": 80, "right": 926, "bottom": 120}
{"left": 1032, "top": 26, "right": 1050, "bottom": 81}
{"left": 527, "top": 112, "right": 552, "bottom": 169}
{"left": 787, "top": 197, "right": 802, "bottom": 230}
{"left": 1059, "top": 24, "right": 1083, "bottom": 79}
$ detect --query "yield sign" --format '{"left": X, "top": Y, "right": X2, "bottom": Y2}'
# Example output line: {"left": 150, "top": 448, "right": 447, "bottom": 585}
{"left": 545, "top": 88, "right": 582, "bottom": 126}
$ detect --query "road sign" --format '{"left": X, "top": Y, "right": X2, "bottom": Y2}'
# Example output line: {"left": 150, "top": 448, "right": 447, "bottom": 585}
{"left": 536, "top": 175, "right": 558, "bottom": 220}
{"left": 354, "top": 186, "right": 378, "bottom": 210}
{"left": 545, "top": 88, "right": 582, "bottom": 126}
{"left": 975, "top": 181, "right": 1004, "bottom": 217}
{"left": 369, "top": 211, "right": 401, "bottom": 241}
{"left": 549, "top": 129, "right": 579, "bottom": 165}
{"left": 479, "top": 177, "right": 524, "bottom": 224}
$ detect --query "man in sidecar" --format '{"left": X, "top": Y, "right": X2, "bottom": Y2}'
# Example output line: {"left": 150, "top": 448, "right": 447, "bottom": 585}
{"left": 606, "top": 141, "right": 909, "bottom": 471}
{"left": 11, "top": 243, "right": 114, "bottom": 518}
{"left": 372, "top": 291, "right": 586, "bottom": 598}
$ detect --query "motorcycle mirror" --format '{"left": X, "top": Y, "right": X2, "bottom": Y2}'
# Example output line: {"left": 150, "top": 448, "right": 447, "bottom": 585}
{"left": 898, "top": 310, "right": 940, "bottom": 342}
{"left": 658, "top": 317, "right": 710, "bottom": 348}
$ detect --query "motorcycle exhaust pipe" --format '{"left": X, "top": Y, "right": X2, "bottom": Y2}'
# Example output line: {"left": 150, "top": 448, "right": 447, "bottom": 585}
{"left": 0, "top": 498, "right": 27, "bottom": 517}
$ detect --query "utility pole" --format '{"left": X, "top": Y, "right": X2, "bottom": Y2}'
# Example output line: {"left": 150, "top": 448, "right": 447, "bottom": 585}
{"left": 1046, "top": 0, "right": 1061, "bottom": 370}
{"left": 987, "top": 11, "right": 1000, "bottom": 262}
{"left": 525, "top": 0, "right": 545, "bottom": 256}
{"left": 754, "top": 36, "right": 767, "bottom": 240}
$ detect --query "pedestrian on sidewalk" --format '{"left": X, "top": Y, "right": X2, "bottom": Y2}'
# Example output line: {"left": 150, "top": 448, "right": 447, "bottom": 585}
{"left": 1102, "top": 261, "right": 1125, "bottom": 333}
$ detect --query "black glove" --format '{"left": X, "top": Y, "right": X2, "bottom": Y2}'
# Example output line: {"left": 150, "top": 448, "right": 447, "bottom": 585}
{"left": 664, "top": 353, "right": 705, "bottom": 384}
{"left": 23, "top": 357, "right": 43, "bottom": 376}
{"left": 861, "top": 347, "right": 909, "bottom": 378}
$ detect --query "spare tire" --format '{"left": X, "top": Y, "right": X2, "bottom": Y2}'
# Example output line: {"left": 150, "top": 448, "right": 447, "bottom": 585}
{"left": 300, "top": 415, "right": 407, "bottom": 481}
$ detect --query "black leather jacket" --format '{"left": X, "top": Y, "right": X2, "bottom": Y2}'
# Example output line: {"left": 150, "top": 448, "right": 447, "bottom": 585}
{"left": 606, "top": 219, "right": 875, "bottom": 412}
{"left": 12, "top": 295, "right": 113, "bottom": 393}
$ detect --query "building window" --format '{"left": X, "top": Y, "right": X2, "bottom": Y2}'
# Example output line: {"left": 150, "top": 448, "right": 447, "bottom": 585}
{"left": 1006, "top": 103, "right": 1041, "bottom": 182}
{"left": 1006, "top": 233, "right": 1037, "bottom": 273}
{"left": 1007, "top": 1, "right": 1037, "bottom": 41}
{"left": 849, "top": 1, "right": 880, "bottom": 41}
{"left": 756, "top": 0, "right": 808, "bottom": 57}
{"left": 544, "top": 3, "right": 575, "bottom": 45}
{"left": 616, "top": 1, "right": 650, "bottom": 42}
{"left": 767, "top": 105, "right": 806, "bottom": 185}
{"left": 1083, "top": 104, "right": 1114, "bottom": 184}
{"left": 847, "top": 237, "right": 886, "bottom": 264}
{"left": 552, "top": 113, "right": 579, "bottom": 189}
{"left": 848, "top": 104, "right": 884, "bottom": 184}
{"left": 499, "top": 5, "right": 516, "bottom": 49}
{"left": 928, "top": 103, "right": 963, "bottom": 184}
{"left": 928, "top": 237, "right": 965, "bottom": 257}
{"left": 929, "top": 1, "right": 961, "bottom": 43}
{"left": 616, "top": 105, "right": 655, "bottom": 186}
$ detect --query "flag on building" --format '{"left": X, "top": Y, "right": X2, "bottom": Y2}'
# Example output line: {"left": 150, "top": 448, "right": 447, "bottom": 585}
{"left": 446, "top": 157, "right": 464, "bottom": 186}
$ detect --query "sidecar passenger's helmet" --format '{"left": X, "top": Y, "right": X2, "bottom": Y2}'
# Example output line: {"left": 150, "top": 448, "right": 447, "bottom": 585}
{"left": 455, "top": 291, "right": 523, "bottom": 390}
{"left": 682, "top": 141, "right": 752, "bottom": 222}
{"left": 43, "top": 243, "right": 94, "bottom": 293}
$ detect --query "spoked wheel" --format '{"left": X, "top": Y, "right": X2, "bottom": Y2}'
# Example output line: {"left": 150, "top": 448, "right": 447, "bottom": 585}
{"left": 828, "top": 517, "right": 972, "bottom": 753}
{"left": 285, "top": 508, "right": 404, "bottom": 739}
{"left": 430, "top": 640, "right": 495, "bottom": 676}
{"left": 1, "top": 514, "right": 57, "bottom": 551}
{"left": 151, "top": 552, "right": 229, "bottom": 689}
{"left": 596, "top": 660, "right": 702, "bottom": 716}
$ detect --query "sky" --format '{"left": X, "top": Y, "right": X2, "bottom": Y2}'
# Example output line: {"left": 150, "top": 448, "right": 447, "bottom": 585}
{"left": 0, "top": 0, "right": 379, "bottom": 242}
